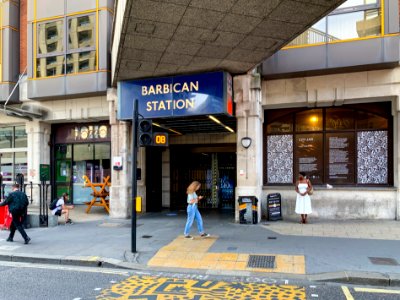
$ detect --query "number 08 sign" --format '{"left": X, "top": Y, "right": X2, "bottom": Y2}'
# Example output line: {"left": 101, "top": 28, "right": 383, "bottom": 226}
{"left": 153, "top": 133, "right": 168, "bottom": 146}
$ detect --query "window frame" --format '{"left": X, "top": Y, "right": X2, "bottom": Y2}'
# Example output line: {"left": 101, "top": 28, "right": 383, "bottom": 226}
{"left": 35, "top": 13, "right": 97, "bottom": 78}
{"left": 263, "top": 103, "right": 393, "bottom": 187}
{"left": 286, "top": 0, "right": 383, "bottom": 47}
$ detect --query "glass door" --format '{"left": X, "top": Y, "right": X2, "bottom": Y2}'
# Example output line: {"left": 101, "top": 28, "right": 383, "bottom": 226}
{"left": 72, "top": 143, "right": 110, "bottom": 204}
{"left": 55, "top": 144, "right": 72, "bottom": 199}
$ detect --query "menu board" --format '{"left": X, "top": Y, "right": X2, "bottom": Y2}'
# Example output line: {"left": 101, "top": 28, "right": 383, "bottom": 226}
{"left": 326, "top": 133, "right": 355, "bottom": 184}
{"left": 295, "top": 134, "right": 323, "bottom": 184}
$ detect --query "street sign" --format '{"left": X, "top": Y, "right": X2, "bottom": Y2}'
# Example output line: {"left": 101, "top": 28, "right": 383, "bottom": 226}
{"left": 40, "top": 164, "right": 50, "bottom": 181}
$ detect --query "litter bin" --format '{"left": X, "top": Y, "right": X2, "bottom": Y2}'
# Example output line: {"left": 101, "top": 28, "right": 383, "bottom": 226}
{"left": 238, "top": 196, "right": 258, "bottom": 224}
{"left": 266, "top": 193, "right": 283, "bottom": 221}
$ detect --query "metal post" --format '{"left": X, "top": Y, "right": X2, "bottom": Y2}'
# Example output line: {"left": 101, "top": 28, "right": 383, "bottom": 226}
{"left": 131, "top": 99, "right": 138, "bottom": 253}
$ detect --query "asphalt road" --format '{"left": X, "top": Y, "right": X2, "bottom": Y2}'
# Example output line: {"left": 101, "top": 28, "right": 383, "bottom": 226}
{"left": 0, "top": 262, "right": 400, "bottom": 300}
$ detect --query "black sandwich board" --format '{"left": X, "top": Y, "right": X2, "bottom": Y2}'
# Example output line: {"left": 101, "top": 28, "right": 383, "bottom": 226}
{"left": 267, "top": 193, "right": 282, "bottom": 221}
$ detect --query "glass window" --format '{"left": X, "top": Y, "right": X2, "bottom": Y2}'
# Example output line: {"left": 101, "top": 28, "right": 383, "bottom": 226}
{"left": 14, "top": 126, "right": 27, "bottom": 148}
{"left": 37, "top": 55, "right": 65, "bottom": 78}
{"left": 0, "top": 127, "right": 13, "bottom": 149}
{"left": 66, "top": 51, "right": 96, "bottom": 74}
{"left": 38, "top": 20, "right": 64, "bottom": 55}
{"left": 68, "top": 15, "right": 95, "bottom": 50}
{"left": 0, "top": 153, "right": 13, "bottom": 183}
{"left": 328, "top": 9, "right": 380, "bottom": 40}
{"left": 338, "top": 0, "right": 378, "bottom": 9}
{"left": 295, "top": 109, "right": 323, "bottom": 132}
{"left": 289, "top": 18, "right": 328, "bottom": 46}
{"left": 36, "top": 14, "right": 96, "bottom": 78}
{"left": 267, "top": 113, "right": 293, "bottom": 133}
{"left": 357, "top": 111, "right": 388, "bottom": 129}
{"left": 265, "top": 103, "right": 391, "bottom": 186}
{"left": 285, "top": 0, "right": 381, "bottom": 48}
{"left": 326, "top": 108, "right": 355, "bottom": 130}
{"left": 15, "top": 152, "right": 27, "bottom": 179}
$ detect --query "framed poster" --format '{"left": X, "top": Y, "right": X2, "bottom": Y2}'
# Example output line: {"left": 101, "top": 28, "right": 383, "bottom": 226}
{"left": 325, "top": 132, "right": 355, "bottom": 184}
{"left": 295, "top": 133, "right": 323, "bottom": 184}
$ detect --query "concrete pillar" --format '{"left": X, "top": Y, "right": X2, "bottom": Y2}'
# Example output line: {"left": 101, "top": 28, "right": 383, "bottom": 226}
{"left": 234, "top": 73, "right": 263, "bottom": 222}
{"left": 107, "top": 88, "right": 131, "bottom": 218}
{"left": 26, "top": 120, "right": 51, "bottom": 206}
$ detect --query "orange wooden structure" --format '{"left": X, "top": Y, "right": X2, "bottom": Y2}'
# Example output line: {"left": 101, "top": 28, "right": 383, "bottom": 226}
{"left": 82, "top": 175, "right": 111, "bottom": 214}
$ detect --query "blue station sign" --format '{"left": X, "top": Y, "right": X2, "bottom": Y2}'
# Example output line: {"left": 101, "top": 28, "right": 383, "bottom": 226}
{"left": 117, "top": 71, "right": 233, "bottom": 120}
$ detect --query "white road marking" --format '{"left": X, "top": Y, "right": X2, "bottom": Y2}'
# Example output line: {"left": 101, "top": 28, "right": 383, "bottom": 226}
{"left": 311, "top": 294, "right": 318, "bottom": 297}
{"left": 94, "top": 288, "right": 102, "bottom": 291}
{"left": 72, "top": 298, "right": 81, "bottom": 300}
{"left": 354, "top": 287, "right": 400, "bottom": 294}
{"left": 284, "top": 280, "right": 289, "bottom": 284}
{"left": 0, "top": 260, "right": 130, "bottom": 275}
{"left": 310, "top": 285, "right": 316, "bottom": 288}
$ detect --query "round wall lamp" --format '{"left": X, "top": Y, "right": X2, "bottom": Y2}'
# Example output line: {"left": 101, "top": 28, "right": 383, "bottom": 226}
{"left": 241, "top": 137, "right": 252, "bottom": 149}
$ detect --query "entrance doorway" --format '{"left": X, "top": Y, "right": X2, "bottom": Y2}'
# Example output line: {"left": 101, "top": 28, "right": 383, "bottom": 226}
{"left": 170, "top": 146, "right": 236, "bottom": 211}
{"left": 54, "top": 143, "right": 111, "bottom": 204}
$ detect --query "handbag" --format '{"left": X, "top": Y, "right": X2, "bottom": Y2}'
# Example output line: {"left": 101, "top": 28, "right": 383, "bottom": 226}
{"left": 307, "top": 179, "right": 313, "bottom": 195}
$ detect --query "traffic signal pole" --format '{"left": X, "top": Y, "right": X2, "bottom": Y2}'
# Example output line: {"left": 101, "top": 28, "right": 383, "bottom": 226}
{"left": 131, "top": 99, "right": 138, "bottom": 253}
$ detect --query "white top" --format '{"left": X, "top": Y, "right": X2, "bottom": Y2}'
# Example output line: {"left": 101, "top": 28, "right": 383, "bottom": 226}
{"left": 187, "top": 192, "right": 197, "bottom": 204}
{"left": 51, "top": 198, "right": 64, "bottom": 215}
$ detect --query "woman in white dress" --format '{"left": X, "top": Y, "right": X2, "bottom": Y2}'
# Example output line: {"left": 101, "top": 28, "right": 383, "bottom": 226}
{"left": 295, "top": 172, "right": 312, "bottom": 224}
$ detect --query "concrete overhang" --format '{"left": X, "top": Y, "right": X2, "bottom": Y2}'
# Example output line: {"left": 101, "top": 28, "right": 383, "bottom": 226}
{"left": 112, "top": 0, "right": 345, "bottom": 84}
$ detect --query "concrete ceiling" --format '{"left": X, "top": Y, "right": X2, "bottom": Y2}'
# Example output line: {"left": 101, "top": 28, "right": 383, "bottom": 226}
{"left": 114, "top": 0, "right": 344, "bottom": 83}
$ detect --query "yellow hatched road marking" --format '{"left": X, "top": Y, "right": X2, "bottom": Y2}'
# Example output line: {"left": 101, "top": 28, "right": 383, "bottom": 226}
{"left": 97, "top": 275, "right": 306, "bottom": 300}
{"left": 354, "top": 287, "right": 400, "bottom": 294}
{"left": 341, "top": 286, "right": 354, "bottom": 300}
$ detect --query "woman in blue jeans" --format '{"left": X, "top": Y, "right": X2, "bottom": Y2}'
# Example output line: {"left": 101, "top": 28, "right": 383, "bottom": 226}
{"left": 184, "top": 181, "right": 210, "bottom": 239}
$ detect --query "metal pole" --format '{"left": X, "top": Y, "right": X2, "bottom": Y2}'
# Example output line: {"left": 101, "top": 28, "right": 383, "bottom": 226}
{"left": 131, "top": 99, "right": 138, "bottom": 253}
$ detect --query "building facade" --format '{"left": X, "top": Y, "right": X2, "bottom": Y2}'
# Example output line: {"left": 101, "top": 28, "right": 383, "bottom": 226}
{"left": 1, "top": 0, "right": 398, "bottom": 222}
{"left": 1, "top": 0, "right": 114, "bottom": 203}
{"left": 235, "top": 0, "right": 400, "bottom": 220}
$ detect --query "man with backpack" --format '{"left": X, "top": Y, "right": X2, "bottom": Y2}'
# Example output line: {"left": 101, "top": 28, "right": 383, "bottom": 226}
{"left": 0, "top": 183, "right": 30, "bottom": 244}
{"left": 50, "top": 192, "right": 74, "bottom": 224}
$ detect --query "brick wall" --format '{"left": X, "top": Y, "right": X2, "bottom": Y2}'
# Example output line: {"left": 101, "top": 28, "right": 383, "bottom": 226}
{"left": 20, "top": 0, "right": 27, "bottom": 73}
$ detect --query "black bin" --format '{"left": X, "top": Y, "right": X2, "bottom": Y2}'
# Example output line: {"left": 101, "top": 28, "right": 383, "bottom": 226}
{"left": 267, "top": 193, "right": 283, "bottom": 221}
{"left": 238, "top": 196, "right": 258, "bottom": 224}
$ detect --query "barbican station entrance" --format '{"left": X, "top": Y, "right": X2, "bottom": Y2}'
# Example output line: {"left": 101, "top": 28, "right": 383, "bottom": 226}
{"left": 170, "top": 145, "right": 236, "bottom": 212}
{"left": 145, "top": 114, "right": 237, "bottom": 214}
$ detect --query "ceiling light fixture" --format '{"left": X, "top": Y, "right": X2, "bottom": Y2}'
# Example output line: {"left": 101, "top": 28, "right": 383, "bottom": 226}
{"left": 152, "top": 122, "right": 182, "bottom": 135}
{"left": 208, "top": 115, "right": 235, "bottom": 133}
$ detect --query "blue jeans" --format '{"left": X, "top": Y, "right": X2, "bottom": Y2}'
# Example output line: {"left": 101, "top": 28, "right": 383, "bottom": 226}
{"left": 184, "top": 204, "right": 204, "bottom": 236}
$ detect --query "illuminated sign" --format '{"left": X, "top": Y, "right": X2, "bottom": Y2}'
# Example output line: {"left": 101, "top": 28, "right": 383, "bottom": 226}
{"left": 117, "top": 72, "right": 233, "bottom": 120}
{"left": 153, "top": 133, "right": 168, "bottom": 147}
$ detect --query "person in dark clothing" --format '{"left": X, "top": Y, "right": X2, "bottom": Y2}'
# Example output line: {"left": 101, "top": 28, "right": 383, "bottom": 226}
{"left": 0, "top": 183, "right": 30, "bottom": 244}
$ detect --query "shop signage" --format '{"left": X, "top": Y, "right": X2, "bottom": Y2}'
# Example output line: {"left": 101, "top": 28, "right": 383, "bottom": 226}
{"left": 117, "top": 72, "right": 233, "bottom": 120}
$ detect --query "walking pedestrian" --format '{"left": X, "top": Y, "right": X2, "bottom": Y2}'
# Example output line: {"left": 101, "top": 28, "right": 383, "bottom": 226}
{"left": 295, "top": 172, "right": 313, "bottom": 224}
{"left": 183, "top": 181, "right": 210, "bottom": 239}
{"left": 0, "top": 183, "right": 31, "bottom": 244}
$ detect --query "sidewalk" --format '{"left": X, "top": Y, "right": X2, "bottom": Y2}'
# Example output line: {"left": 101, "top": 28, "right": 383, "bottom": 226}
{"left": 0, "top": 206, "right": 400, "bottom": 286}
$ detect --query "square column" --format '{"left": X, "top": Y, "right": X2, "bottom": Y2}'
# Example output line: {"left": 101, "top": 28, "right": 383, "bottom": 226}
{"left": 234, "top": 73, "right": 263, "bottom": 222}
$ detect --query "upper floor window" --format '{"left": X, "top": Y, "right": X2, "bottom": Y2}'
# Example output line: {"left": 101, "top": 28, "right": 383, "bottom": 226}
{"left": 287, "top": 0, "right": 381, "bottom": 47}
{"left": 36, "top": 14, "right": 96, "bottom": 78}
{"left": 0, "top": 126, "right": 27, "bottom": 149}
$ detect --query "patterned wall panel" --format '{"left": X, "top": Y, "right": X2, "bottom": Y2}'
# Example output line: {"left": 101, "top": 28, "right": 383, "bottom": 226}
{"left": 357, "top": 131, "right": 388, "bottom": 184}
{"left": 267, "top": 135, "right": 293, "bottom": 183}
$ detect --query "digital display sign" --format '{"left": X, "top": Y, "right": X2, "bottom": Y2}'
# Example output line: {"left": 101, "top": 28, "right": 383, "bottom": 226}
{"left": 153, "top": 133, "right": 168, "bottom": 146}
